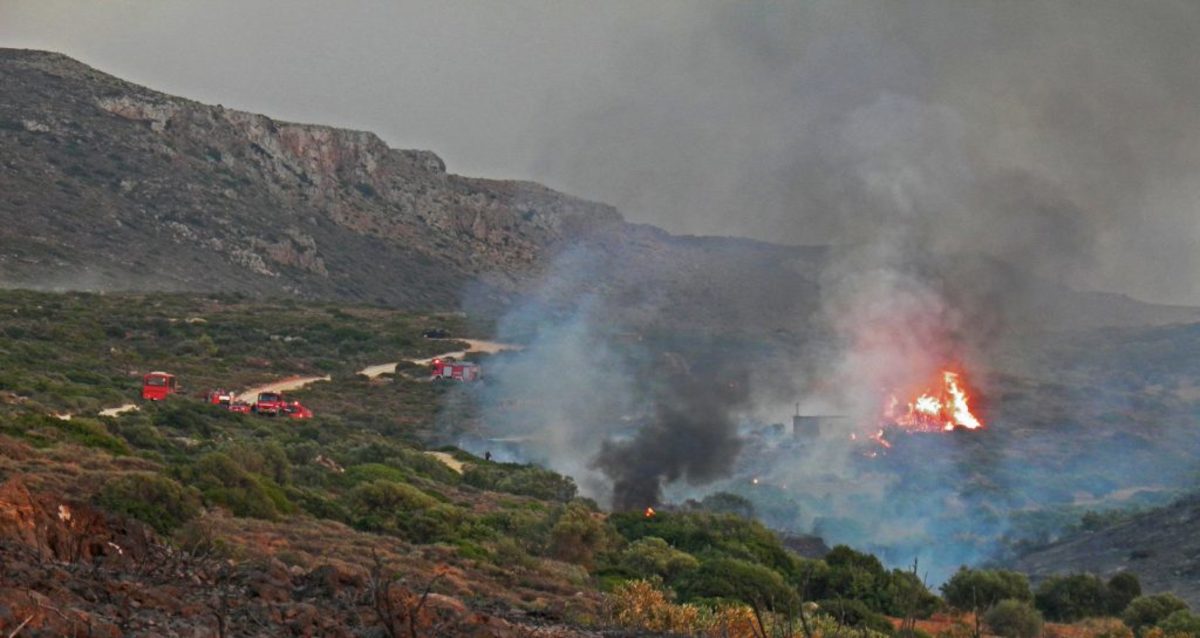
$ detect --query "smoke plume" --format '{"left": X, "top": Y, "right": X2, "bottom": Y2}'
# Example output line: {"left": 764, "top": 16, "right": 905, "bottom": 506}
{"left": 594, "top": 363, "right": 750, "bottom": 511}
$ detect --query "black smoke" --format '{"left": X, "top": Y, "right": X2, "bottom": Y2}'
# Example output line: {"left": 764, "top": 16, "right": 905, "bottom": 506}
{"left": 594, "top": 363, "right": 751, "bottom": 511}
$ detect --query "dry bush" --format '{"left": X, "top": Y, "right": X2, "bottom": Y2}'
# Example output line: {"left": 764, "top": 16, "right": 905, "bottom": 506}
{"left": 1056, "top": 617, "right": 1133, "bottom": 638}
{"left": 606, "top": 579, "right": 702, "bottom": 634}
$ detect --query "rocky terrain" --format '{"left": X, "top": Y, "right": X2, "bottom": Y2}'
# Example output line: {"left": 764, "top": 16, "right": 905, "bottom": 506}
{"left": 2, "top": 48, "right": 1196, "bottom": 337}
{"left": 0, "top": 472, "right": 600, "bottom": 637}
{"left": 0, "top": 48, "right": 622, "bottom": 312}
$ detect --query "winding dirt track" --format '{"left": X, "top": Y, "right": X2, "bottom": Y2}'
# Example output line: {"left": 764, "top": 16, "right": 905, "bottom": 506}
{"left": 358, "top": 339, "right": 521, "bottom": 379}
{"left": 235, "top": 376, "right": 332, "bottom": 403}
{"left": 95, "top": 339, "right": 517, "bottom": 418}
{"left": 98, "top": 404, "right": 138, "bottom": 417}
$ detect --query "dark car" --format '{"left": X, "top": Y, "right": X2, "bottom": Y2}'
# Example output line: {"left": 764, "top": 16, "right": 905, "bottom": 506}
{"left": 422, "top": 328, "right": 450, "bottom": 339}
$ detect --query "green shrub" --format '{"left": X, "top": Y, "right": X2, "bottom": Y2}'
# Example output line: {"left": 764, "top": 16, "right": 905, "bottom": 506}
{"left": 984, "top": 599, "right": 1044, "bottom": 638}
{"left": 610, "top": 510, "right": 793, "bottom": 576}
{"left": 286, "top": 486, "right": 350, "bottom": 523}
{"left": 548, "top": 501, "right": 618, "bottom": 569}
{"left": 346, "top": 480, "right": 464, "bottom": 541}
{"left": 224, "top": 441, "right": 291, "bottom": 485}
{"left": 1123, "top": 594, "right": 1189, "bottom": 634}
{"left": 1158, "top": 610, "right": 1200, "bottom": 636}
{"left": 96, "top": 473, "right": 201, "bottom": 533}
{"left": 618, "top": 536, "right": 700, "bottom": 583}
{"left": 811, "top": 598, "right": 894, "bottom": 634}
{"left": 184, "top": 452, "right": 290, "bottom": 519}
{"left": 343, "top": 463, "right": 410, "bottom": 486}
{"left": 463, "top": 463, "right": 577, "bottom": 501}
{"left": 942, "top": 567, "right": 1033, "bottom": 614}
{"left": 1035, "top": 573, "right": 1112, "bottom": 622}
{"left": 1106, "top": 572, "right": 1143, "bottom": 615}
{"left": 677, "top": 558, "right": 798, "bottom": 611}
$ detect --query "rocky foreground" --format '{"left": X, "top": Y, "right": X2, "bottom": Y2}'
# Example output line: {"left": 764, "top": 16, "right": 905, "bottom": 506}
{"left": 0, "top": 475, "right": 613, "bottom": 637}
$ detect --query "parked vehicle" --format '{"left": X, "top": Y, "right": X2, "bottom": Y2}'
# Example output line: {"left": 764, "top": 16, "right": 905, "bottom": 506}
{"left": 282, "top": 401, "right": 313, "bottom": 419}
{"left": 253, "top": 391, "right": 286, "bottom": 416}
{"left": 430, "top": 358, "right": 481, "bottom": 382}
{"left": 142, "top": 372, "right": 177, "bottom": 401}
{"left": 422, "top": 328, "right": 450, "bottom": 339}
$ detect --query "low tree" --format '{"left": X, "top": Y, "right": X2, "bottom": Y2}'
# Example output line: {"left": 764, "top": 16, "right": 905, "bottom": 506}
{"left": 1106, "top": 572, "right": 1142, "bottom": 615}
{"left": 96, "top": 472, "right": 201, "bottom": 533}
{"left": 942, "top": 567, "right": 1032, "bottom": 638}
{"left": 677, "top": 557, "right": 798, "bottom": 611}
{"left": 548, "top": 501, "right": 617, "bottom": 569}
{"left": 1122, "top": 594, "right": 1189, "bottom": 635}
{"left": 1157, "top": 610, "right": 1200, "bottom": 637}
{"left": 1034, "top": 573, "right": 1110, "bottom": 622}
{"left": 619, "top": 536, "right": 699, "bottom": 583}
{"left": 984, "top": 599, "right": 1044, "bottom": 638}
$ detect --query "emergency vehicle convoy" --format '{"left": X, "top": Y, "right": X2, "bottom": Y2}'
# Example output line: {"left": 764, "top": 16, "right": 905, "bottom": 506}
{"left": 142, "top": 349, "right": 484, "bottom": 416}
{"left": 140, "top": 375, "right": 313, "bottom": 419}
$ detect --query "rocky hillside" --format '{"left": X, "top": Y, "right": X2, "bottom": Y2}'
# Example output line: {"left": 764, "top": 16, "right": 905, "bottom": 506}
{"left": 1010, "top": 493, "right": 1200, "bottom": 608}
{"left": 0, "top": 48, "right": 622, "bottom": 311}
{"left": 6, "top": 48, "right": 1194, "bottom": 337}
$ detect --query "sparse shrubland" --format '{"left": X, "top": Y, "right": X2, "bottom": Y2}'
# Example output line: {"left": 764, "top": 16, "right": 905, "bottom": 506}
{"left": 0, "top": 289, "right": 1190, "bottom": 636}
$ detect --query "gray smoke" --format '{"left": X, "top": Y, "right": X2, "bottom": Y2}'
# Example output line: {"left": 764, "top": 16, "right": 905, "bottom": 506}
{"left": 528, "top": 1, "right": 1200, "bottom": 305}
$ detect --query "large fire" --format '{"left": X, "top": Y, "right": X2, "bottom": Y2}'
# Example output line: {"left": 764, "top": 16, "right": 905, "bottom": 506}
{"left": 883, "top": 370, "right": 984, "bottom": 432}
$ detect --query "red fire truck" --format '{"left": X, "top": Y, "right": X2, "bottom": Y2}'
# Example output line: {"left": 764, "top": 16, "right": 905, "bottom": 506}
{"left": 252, "top": 392, "right": 286, "bottom": 416}
{"left": 208, "top": 389, "right": 252, "bottom": 413}
{"left": 430, "top": 358, "right": 481, "bottom": 382}
{"left": 142, "top": 372, "right": 177, "bottom": 401}
{"left": 206, "top": 389, "right": 233, "bottom": 406}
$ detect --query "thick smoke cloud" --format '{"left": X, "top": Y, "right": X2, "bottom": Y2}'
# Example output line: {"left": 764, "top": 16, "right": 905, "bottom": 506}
{"left": 529, "top": 1, "right": 1200, "bottom": 304}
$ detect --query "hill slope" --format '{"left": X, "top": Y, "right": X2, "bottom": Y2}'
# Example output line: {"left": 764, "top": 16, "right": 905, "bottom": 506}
{"left": 4, "top": 48, "right": 1196, "bottom": 336}
{"left": 1010, "top": 493, "right": 1200, "bottom": 608}
{"left": 0, "top": 48, "right": 622, "bottom": 310}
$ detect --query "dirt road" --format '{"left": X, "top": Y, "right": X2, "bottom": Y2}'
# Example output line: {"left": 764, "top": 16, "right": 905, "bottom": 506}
{"left": 99, "top": 404, "right": 138, "bottom": 417}
{"left": 358, "top": 339, "right": 521, "bottom": 379}
{"left": 235, "top": 375, "right": 331, "bottom": 403}
{"left": 425, "top": 451, "right": 466, "bottom": 474}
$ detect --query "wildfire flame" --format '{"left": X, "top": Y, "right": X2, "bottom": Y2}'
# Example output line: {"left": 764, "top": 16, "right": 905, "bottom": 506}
{"left": 884, "top": 370, "right": 983, "bottom": 432}
{"left": 644, "top": 506, "right": 656, "bottom": 518}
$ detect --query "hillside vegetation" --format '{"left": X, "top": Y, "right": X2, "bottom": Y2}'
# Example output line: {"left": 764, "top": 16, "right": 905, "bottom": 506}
{"left": 0, "top": 289, "right": 1193, "bottom": 636}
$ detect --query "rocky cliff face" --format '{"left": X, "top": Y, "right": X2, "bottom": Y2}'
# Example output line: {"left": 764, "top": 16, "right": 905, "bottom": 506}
{"left": 0, "top": 49, "right": 621, "bottom": 310}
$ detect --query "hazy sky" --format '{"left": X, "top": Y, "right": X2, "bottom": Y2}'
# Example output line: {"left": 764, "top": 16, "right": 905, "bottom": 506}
{"left": 3, "top": 1, "right": 1200, "bottom": 304}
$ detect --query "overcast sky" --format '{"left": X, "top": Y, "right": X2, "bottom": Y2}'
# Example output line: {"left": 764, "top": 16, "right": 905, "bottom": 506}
{"left": 3, "top": 1, "right": 1200, "bottom": 304}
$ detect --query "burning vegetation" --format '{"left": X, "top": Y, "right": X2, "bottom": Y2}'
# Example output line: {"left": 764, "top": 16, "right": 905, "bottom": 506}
{"left": 883, "top": 369, "right": 984, "bottom": 433}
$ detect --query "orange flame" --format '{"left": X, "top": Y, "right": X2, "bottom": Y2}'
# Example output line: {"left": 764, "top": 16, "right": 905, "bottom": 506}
{"left": 644, "top": 506, "right": 656, "bottom": 518}
{"left": 884, "top": 370, "right": 983, "bottom": 432}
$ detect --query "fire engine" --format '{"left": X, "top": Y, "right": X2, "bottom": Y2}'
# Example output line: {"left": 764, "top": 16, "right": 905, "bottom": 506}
{"left": 430, "top": 358, "right": 481, "bottom": 382}
{"left": 252, "top": 392, "right": 286, "bottom": 416}
{"left": 142, "top": 372, "right": 177, "bottom": 401}
{"left": 206, "top": 389, "right": 233, "bottom": 406}
{"left": 248, "top": 391, "right": 313, "bottom": 419}
{"left": 207, "top": 389, "right": 253, "bottom": 413}
{"left": 281, "top": 401, "right": 313, "bottom": 419}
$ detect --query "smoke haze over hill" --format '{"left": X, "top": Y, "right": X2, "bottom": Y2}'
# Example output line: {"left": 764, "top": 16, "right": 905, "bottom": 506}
{"left": 5, "top": 1, "right": 1200, "bottom": 304}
